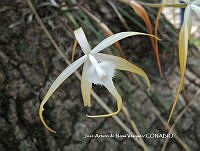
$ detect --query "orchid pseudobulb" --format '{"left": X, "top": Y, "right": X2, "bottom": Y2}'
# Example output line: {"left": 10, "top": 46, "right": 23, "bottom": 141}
{"left": 39, "top": 27, "right": 160, "bottom": 133}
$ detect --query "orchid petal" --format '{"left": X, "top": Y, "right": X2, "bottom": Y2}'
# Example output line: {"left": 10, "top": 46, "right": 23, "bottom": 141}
{"left": 81, "top": 60, "right": 92, "bottom": 107}
{"left": 91, "top": 32, "right": 160, "bottom": 54}
{"left": 191, "top": 4, "right": 200, "bottom": 19}
{"left": 39, "top": 55, "right": 87, "bottom": 133}
{"left": 87, "top": 79, "right": 122, "bottom": 118}
{"left": 94, "top": 53, "right": 150, "bottom": 90}
{"left": 74, "top": 28, "right": 91, "bottom": 54}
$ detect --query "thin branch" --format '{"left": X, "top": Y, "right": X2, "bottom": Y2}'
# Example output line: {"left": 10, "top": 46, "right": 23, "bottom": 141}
{"left": 136, "top": 1, "right": 187, "bottom": 8}
{"left": 122, "top": 106, "right": 148, "bottom": 151}
{"left": 162, "top": 88, "right": 200, "bottom": 151}
{"left": 107, "top": 0, "right": 131, "bottom": 31}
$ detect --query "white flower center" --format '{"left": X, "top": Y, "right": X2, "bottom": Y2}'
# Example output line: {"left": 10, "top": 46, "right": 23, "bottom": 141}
{"left": 88, "top": 54, "right": 106, "bottom": 79}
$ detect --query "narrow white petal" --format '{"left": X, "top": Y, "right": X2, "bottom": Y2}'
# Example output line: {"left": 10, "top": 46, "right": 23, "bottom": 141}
{"left": 81, "top": 60, "right": 92, "bottom": 107}
{"left": 74, "top": 28, "right": 91, "bottom": 54}
{"left": 191, "top": 4, "right": 200, "bottom": 19}
{"left": 91, "top": 32, "right": 158, "bottom": 54}
{"left": 40, "top": 55, "right": 87, "bottom": 108}
{"left": 39, "top": 55, "right": 87, "bottom": 133}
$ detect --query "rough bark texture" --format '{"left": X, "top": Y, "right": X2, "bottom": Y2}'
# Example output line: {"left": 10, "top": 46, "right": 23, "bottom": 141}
{"left": 0, "top": 0, "right": 200, "bottom": 151}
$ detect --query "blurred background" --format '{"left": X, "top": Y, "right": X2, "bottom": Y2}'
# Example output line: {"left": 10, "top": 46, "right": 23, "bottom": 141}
{"left": 0, "top": 0, "right": 200, "bottom": 150}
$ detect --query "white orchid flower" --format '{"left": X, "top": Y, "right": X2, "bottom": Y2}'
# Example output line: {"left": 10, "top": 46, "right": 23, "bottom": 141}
{"left": 39, "top": 27, "right": 159, "bottom": 133}
{"left": 167, "top": 0, "right": 200, "bottom": 124}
